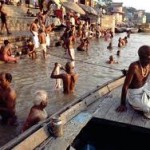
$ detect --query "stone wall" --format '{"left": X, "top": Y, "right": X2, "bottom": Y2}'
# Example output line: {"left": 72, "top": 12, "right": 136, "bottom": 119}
{"left": 0, "top": 17, "right": 35, "bottom": 32}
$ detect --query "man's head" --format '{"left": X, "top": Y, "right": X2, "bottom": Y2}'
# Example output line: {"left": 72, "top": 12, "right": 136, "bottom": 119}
{"left": 0, "top": 72, "right": 12, "bottom": 88}
{"left": 138, "top": 45, "right": 150, "bottom": 65}
{"left": 109, "top": 55, "right": 114, "bottom": 61}
{"left": 4, "top": 40, "right": 10, "bottom": 45}
{"left": 34, "top": 19, "right": 39, "bottom": 24}
{"left": 65, "top": 62, "right": 74, "bottom": 73}
{"left": 33, "top": 90, "right": 48, "bottom": 108}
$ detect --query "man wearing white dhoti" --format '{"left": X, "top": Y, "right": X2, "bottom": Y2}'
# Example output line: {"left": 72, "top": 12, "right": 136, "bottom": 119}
{"left": 38, "top": 28, "right": 47, "bottom": 59}
{"left": 66, "top": 31, "right": 75, "bottom": 67}
{"left": 30, "top": 19, "right": 40, "bottom": 48}
{"left": 45, "top": 23, "right": 55, "bottom": 48}
{"left": 116, "top": 45, "right": 150, "bottom": 118}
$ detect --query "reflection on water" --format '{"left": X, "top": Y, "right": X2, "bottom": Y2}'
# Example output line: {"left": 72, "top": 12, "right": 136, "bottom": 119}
{"left": 0, "top": 33, "right": 150, "bottom": 146}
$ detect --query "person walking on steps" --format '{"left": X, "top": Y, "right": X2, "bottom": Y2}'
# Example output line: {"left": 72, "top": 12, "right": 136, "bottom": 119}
{"left": 0, "top": 1, "right": 11, "bottom": 35}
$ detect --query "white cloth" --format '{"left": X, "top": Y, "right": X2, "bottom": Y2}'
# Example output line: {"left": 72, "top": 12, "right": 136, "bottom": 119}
{"left": 55, "top": 65, "right": 62, "bottom": 89}
{"left": 32, "top": 31, "right": 39, "bottom": 48}
{"left": 53, "top": 17, "right": 61, "bottom": 26}
{"left": 40, "top": 43, "right": 47, "bottom": 52}
{"left": 67, "top": 48, "right": 75, "bottom": 60}
{"left": 46, "top": 34, "right": 51, "bottom": 47}
{"left": 128, "top": 84, "right": 150, "bottom": 118}
{"left": 70, "top": 17, "right": 75, "bottom": 25}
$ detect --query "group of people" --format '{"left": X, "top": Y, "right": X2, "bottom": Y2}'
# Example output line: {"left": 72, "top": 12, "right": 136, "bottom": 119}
{"left": 1, "top": 0, "right": 150, "bottom": 136}
{"left": 0, "top": 72, "right": 48, "bottom": 131}
{"left": 0, "top": 60, "right": 78, "bottom": 131}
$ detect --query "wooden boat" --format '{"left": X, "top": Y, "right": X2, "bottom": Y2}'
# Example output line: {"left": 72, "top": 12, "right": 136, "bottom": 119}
{"left": 2, "top": 74, "right": 150, "bottom": 150}
{"left": 139, "top": 28, "right": 150, "bottom": 33}
{"left": 126, "top": 28, "right": 139, "bottom": 33}
{"left": 115, "top": 27, "right": 126, "bottom": 33}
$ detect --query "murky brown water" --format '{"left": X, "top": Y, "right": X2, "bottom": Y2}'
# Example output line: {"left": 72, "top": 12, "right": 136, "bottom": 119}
{"left": 0, "top": 32, "right": 150, "bottom": 147}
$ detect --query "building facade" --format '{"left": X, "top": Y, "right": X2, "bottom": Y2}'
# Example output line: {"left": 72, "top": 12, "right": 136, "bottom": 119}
{"left": 109, "top": 2, "right": 124, "bottom": 24}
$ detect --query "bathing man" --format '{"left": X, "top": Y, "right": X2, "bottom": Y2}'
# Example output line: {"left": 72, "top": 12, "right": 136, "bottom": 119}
{"left": 116, "top": 45, "right": 150, "bottom": 119}
{"left": 51, "top": 62, "right": 78, "bottom": 94}
{"left": 30, "top": 18, "right": 40, "bottom": 49}
{"left": 0, "top": 72, "right": 17, "bottom": 125}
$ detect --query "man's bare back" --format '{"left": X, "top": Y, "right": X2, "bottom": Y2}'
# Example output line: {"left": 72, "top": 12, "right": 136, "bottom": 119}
{"left": 51, "top": 62, "right": 78, "bottom": 94}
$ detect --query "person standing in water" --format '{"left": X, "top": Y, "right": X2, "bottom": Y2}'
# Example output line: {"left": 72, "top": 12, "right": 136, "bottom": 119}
{"left": 51, "top": 62, "right": 78, "bottom": 94}
{"left": 30, "top": 18, "right": 40, "bottom": 49}
{"left": 0, "top": 72, "right": 17, "bottom": 125}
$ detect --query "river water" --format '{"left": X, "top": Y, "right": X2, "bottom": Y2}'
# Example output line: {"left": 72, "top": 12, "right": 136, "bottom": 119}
{"left": 0, "top": 32, "right": 150, "bottom": 147}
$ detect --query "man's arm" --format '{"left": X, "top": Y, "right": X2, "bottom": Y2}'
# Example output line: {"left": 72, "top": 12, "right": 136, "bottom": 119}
{"left": 50, "top": 63, "right": 64, "bottom": 79}
{"left": 6, "top": 89, "right": 16, "bottom": 115}
{"left": 30, "top": 24, "right": 35, "bottom": 36}
{"left": 116, "top": 64, "right": 135, "bottom": 112}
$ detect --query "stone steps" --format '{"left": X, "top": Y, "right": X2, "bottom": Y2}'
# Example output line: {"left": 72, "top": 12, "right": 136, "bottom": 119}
{"left": 0, "top": 31, "right": 62, "bottom": 54}
{"left": 0, "top": 5, "right": 63, "bottom": 53}
{"left": 0, "top": 4, "right": 39, "bottom": 31}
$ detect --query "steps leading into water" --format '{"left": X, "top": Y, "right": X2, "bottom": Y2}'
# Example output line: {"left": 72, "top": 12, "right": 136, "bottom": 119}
{"left": 0, "top": 4, "right": 39, "bottom": 32}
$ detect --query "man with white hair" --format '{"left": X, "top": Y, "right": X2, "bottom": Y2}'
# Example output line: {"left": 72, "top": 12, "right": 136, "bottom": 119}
{"left": 22, "top": 90, "right": 48, "bottom": 132}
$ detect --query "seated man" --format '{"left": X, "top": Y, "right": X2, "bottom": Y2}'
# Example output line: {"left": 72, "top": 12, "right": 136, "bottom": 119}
{"left": 0, "top": 72, "right": 17, "bottom": 125}
{"left": 22, "top": 90, "right": 48, "bottom": 132}
{"left": 116, "top": 45, "right": 150, "bottom": 119}
{"left": 51, "top": 62, "right": 78, "bottom": 94}
{"left": 26, "top": 9, "right": 35, "bottom": 17}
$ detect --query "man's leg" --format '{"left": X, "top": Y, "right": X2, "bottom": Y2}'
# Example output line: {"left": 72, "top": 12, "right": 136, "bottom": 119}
{"left": 5, "top": 22, "right": 11, "bottom": 35}
{"left": 0, "top": 23, "right": 4, "bottom": 34}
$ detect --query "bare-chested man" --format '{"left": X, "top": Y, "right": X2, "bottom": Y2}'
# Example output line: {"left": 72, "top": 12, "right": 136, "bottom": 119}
{"left": 22, "top": 90, "right": 48, "bottom": 132}
{"left": 51, "top": 62, "right": 78, "bottom": 94}
{"left": 0, "top": 1, "right": 11, "bottom": 35}
{"left": 106, "top": 55, "right": 118, "bottom": 64}
{"left": 38, "top": 28, "right": 47, "bottom": 59}
{"left": 0, "top": 72, "right": 17, "bottom": 125}
{"left": 116, "top": 45, "right": 150, "bottom": 118}
{"left": 0, "top": 40, "right": 17, "bottom": 63}
{"left": 45, "top": 23, "right": 55, "bottom": 48}
{"left": 66, "top": 31, "right": 75, "bottom": 66}
{"left": 26, "top": 39, "right": 36, "bottom": 60}
{"left": 30, "top": 18, "right": 39, "bottom": 48}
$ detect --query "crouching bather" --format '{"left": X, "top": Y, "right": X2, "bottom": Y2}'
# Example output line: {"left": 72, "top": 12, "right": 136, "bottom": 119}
{"left": 0, "top": 40, "right": 17, "bottom": 63}
{"left": 116, "top": 45, "right": 150, "bottom": 118}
